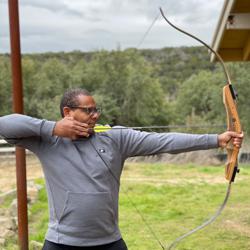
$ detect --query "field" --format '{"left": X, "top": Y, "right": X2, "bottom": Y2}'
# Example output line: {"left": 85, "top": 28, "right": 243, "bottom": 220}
{"left": 2, "top": 157, "right": 250, "bottom": 250}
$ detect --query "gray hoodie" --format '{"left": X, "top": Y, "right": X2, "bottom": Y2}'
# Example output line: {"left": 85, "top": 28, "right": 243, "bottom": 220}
{"left": 0, "top": 114, "right": 218, "bottom": 246}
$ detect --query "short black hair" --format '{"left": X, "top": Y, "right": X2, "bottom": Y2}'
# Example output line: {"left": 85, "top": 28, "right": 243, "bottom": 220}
{"left": 60, "top": 88, "right": 91, "bottom": 117}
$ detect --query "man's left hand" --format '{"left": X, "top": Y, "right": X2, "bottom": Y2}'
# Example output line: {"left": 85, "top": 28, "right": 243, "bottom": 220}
{"left": 218, "top": 131, "right": 244, "bottom": 148}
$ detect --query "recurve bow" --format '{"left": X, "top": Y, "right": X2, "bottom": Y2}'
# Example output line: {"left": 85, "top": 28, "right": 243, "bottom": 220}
{"left": 159, "top": 6, "right": 242, "bottom": 250}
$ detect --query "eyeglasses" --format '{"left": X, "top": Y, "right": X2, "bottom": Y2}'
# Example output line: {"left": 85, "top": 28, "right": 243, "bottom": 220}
{"left": 68, "top": 106, "right": 102, "bottom": 115}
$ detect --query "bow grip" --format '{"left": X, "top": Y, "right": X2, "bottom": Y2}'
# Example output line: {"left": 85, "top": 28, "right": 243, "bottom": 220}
{"left": 223, "top": 84, "right": 241, "bottom": 182}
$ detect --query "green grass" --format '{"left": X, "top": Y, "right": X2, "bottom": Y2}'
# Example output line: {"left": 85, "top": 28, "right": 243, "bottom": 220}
{"left": 0, "top": 192, "right": 16, "bottom": 209}
{"left": 28, "top": 179, "right": 49, "bottom": 243}
{"left": 120, "top": 163, "right": 250, "bottom": 250}
{"left": 5, "top": 163, "right": 250, "bottom": 249}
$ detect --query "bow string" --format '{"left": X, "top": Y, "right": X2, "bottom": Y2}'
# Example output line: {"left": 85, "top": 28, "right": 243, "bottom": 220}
{"left": 159, "top": 6, "right": 242, "bottom": 249}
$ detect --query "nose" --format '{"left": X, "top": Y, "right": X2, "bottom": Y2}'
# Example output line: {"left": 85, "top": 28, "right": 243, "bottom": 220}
{"left": 91, "top": 112, "right": 99, "bottom": 120}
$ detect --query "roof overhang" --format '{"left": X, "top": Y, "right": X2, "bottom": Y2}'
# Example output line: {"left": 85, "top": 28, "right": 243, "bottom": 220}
{"left": 211, "top": 0, "right": 250, "bottom": 62}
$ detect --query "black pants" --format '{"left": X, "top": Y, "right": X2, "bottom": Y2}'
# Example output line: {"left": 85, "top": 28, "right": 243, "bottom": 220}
{"left": 42, "top": 239, "right": 128, "bottom": 250}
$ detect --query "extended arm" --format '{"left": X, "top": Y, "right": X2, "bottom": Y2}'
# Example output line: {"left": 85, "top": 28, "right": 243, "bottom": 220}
{"left": 109, "top": 129, "right": 218, "bottom": 158}
{"left": 109, "top": 128, "right": 243, "bottom": 159}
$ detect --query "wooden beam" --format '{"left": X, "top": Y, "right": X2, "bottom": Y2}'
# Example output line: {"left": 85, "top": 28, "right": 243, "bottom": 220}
{"left": 227, "top": 13, "right": 250, "bottom": 29}
{"left": 218, "top": 48, "right": 244, "bottom": 61}
{"left": 243, "top": 33, "right": 250, "bottom": 61}
{"left": 210, "top": 0, "right": 235, "bottom": 62}
{"left": 233, "top": 1, "right": 250, "bottom": 13}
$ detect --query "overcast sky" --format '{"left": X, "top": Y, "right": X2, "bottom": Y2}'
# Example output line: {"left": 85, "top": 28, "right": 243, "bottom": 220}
{"left": 0, "top": 0, "right": 225, "bottom": 53}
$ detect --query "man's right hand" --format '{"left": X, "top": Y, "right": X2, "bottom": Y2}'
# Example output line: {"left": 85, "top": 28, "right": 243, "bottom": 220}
{"left": 53, "top": 117, "right": 92, "bottom": 140}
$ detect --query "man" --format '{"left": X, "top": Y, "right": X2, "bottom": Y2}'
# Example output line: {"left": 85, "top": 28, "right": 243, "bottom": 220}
{"left": 0, "top": 88, "right": 243, "bottom": 250}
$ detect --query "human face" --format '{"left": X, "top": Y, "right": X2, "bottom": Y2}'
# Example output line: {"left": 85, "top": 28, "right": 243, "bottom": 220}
{"left": 64, "top": 95, "right": 100, "bottom": 128}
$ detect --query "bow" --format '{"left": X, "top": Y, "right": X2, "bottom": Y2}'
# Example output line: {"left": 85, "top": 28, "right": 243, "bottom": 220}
{"left": 159, "top": 6, "right": 242, "bottom": 249}
{"left": 223, "top": 84, "right": 242, "bottom": 182}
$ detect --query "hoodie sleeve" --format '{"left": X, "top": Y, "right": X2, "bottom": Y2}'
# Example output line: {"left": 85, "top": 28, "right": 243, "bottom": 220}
{"left": 0, "top": 114, "right": 56, "bottom": 151}
{"left": 107, "top": 127, "right": 219, "bottom": 159}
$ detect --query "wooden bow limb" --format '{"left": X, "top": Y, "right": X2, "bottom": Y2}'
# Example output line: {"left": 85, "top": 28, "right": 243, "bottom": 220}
{"left": 159, "top": 6, "right": 242, "bottom": 182}
{"left": 223, "top": 84, "right": 242, "bottom": 182}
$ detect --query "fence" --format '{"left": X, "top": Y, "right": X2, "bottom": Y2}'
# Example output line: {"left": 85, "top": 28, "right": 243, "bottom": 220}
{"left": 0, "top": 139, "right": 32, "bottom": 155}
{"left": 0, "top": 139, "right": 15, "bottom": 154}
{"left": 0, "top": 139, "right": 249, "bottom": 163}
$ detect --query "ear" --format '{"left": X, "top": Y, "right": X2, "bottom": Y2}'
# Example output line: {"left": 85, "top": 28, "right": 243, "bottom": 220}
{"left": 63, "top": 107, "right": 72, "bottom": 117}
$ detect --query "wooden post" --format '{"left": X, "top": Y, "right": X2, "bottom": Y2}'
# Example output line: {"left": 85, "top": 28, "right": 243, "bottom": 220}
{"left": 8, "top": 0, "right": 29, "bottom": 249}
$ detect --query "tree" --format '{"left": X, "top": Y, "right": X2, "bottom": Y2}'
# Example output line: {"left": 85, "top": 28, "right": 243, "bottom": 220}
{"left": 227, "top": 63, "right": 250, "bottom": 133}
{"left": 174, "top": 68, "right": 225, "bottom": 128}
{"left": 87, "top": 49, "right": 169, "bottom": 126}
{"left": 25, "top": 58, "right": 72, "bottom": 119}
{"left": 0, "top": 56, "right": 12, "bottom": 115}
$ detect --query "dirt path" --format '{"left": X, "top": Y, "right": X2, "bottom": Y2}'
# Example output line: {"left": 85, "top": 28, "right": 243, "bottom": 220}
{"left": 0, "top": 155, "right": 43, "bottom": 193}
{"left": 0, "top": 154, "right": 244, "bottom": 192}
